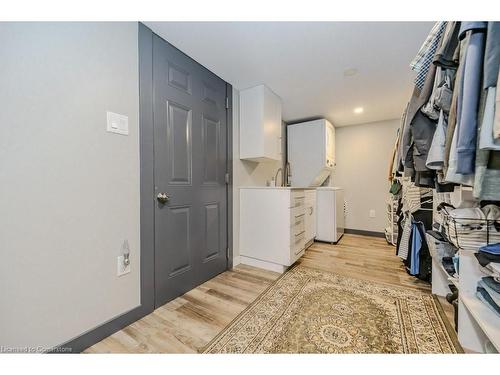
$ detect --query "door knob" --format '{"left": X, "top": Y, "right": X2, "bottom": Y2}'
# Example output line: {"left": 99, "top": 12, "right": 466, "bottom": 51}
{"left": 156, "top": 192, "right": 170, "bottom": 204}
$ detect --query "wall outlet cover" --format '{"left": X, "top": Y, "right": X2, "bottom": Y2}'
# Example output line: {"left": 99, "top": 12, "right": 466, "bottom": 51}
{"left": 369, "top": 209, "right": 376, "bottom": 218}
{"left": 117, "top": 255, "right": 131, "bottom": 277}
{"left": 106, "top": 111, "right": 129, "bottom": 135}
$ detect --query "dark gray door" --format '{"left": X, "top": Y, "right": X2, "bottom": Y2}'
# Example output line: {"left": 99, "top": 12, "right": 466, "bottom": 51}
{"left": 153, "top": 35, "right": 228, "bottom": 307}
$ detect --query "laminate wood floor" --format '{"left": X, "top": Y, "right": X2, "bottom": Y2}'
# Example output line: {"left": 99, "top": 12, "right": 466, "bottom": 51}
{"left": 85, "top": 234, "right": 455, "bottom": 353}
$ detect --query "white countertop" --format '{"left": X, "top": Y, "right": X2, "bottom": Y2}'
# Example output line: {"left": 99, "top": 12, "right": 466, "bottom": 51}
{"left": 240, "top": 186, "right": 314, "bottom": 190}
{"left": 240, "top": 186, "right": 342, "bottom": 190}
{"left": 316, "top": 186, "right": 343, "bottom": 191}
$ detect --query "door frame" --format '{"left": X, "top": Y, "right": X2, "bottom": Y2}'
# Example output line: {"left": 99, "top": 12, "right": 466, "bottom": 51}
{"left": 139, "top": 22, "right": 233, "bottom": 311}
{"left": 56, "top": 22, "right": 233, "bottom": 353}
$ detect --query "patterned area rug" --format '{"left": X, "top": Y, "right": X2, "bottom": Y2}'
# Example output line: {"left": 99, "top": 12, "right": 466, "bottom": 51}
{"left": 203, "top": 265, "right": 462, "bottom": 353}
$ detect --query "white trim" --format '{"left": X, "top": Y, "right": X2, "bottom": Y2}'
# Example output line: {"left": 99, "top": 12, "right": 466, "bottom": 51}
{"left": 232, "top": 255, "right": 241, "bottom": 268}
{"left": 239, "top": 256, "right": 288, "bottom": 274}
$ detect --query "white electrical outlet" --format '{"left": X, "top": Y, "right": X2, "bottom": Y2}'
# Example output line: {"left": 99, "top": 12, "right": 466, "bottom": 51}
{"left": 369, "top": 209, "right": 376, "bottom": 218}
{"left": 117, "top": 255, "right": 131, "bottom": 277}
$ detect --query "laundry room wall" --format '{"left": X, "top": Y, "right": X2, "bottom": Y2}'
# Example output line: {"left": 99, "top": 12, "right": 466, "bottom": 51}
{"left": 331, "top": 119, "right": 400, "bottom": 234}
{"left": 0, "top": 22, "right": 141, "bottom": 349}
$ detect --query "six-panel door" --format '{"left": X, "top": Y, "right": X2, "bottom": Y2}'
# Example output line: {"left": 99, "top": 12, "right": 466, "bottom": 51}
{"left": 153, "top": 35, "right": 228, "bottom": 307}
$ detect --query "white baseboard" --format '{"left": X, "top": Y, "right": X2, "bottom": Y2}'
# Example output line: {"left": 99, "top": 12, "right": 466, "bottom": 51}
{"left": 232, "top": 255, "right": 241, "bottom": 268}
{"left": 239, "top": 256, "right": 287, "bottom": 274}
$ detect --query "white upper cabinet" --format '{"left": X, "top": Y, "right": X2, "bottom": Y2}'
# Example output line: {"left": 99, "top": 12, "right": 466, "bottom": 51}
{"left": 239, "top": 85, "right": 282, "bottom": 162}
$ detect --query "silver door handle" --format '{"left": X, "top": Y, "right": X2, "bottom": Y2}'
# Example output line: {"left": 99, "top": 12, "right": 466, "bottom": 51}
{"left": 156, "top": 192, "right": 170, "bottom": 204}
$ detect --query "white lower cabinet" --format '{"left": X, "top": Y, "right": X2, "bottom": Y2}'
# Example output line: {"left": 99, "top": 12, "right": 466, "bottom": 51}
{"left": 239, "top": 187, "right": 314, "bottom": 273}
{"left": 304, "top": 189, "right": 317, "bottom": 245}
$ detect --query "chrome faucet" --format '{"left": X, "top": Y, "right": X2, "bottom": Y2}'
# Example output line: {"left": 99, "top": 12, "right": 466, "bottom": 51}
{"left": 274, "top": 168, "right": 283, "bottom": 187}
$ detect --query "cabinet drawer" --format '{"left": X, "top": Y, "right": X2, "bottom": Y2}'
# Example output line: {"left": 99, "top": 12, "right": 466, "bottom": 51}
{"left": 290, "top": 195, "right": 305, "bottom": 209}
{"left": 291, "top": 231, "right": 306, "bottom": 261}
{"left": 293, "top": 247, "right": 305, "bottom": 259}
{"left": 291, "top": 229, "right": 305, "bottom": 247}
{"left": 304, "top": 190, "right": 316, "bottom": 204}
{"left": 291, "top": 210, "right": 306, "bottom": 228}
{"left": 291, "top": 189, "right": 305, "bottom": 198}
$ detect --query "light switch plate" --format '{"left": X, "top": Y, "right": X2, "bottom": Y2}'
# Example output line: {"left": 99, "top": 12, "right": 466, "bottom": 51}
{"left": 107, "top": 111, "right": 129, "bottom": 135}
{"left": 369, "top": 209, "right": 376, "bottom": 218}
{"left": 117, "top": 255, "right": 131, "bottom": 277}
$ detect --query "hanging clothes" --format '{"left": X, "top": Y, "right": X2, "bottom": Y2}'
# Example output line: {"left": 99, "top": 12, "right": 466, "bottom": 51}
{"left": 484, "top": 22, "right": 500, "bottom": 140}
{"left": 483, "top": 22, "right": 500, "bottom": 89}
{"left": 478, "top": 87, "right": 500, "bottom": 150}
{"left": 443, "top": 37, "right": 465, "bottom": 175}
{"left": 444, "top": 26, "right": 477, "bottom": 185}
{"left": 421, "top": 66, "right": 443, "bottom": 120}
{"left": 395, "top": 20, "right": 500, "bottom": 284}
{"left": 395, "top": 198, "right": 404, "bottom": 255}
{"left": 388, "top": 128, "right": 400, "bottom": 181}
{"left": 399, "top": 22, "right": 448, "bottom": 185}
{"left": 416, "top": 224, "right": 432, "bottom": 281}
{"left": 410, "top": 221, "right": 422, "bottom": 275}
{"left": 433, "top": 21, "right": 461, "bottom": 69}
{"left": 473, "top": 22, "right": 500, "bottom": 200}
{"left": 408, "top": 220, "right": 431, "bottom": 280}
{"left": 410, "top": 111, "right": 438, "bottom": 187}
{"left": 473, "top": 153, "right": 500, "bottom": 200}
{"left": 410, "top": 22, "right": 447, "bottom": 89}
{"left": 454, "top": 22, "right": 487, "bottom": 175}
{"left": 426, "top": 110, "right": 448, "bottom": 169}
{"left": 445, "top": 121, "right": 475, "bottom": 185}
{"left": 398, "top": 214, "right": 412, "bottom": 260}
{"left": 400, "top": 57, "right": 442, "bottom": 187}
{"left": 495, "top": 68, "right": 500, "bottom": 139}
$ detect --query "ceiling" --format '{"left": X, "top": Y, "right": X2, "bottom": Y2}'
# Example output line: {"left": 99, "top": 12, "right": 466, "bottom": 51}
{"left": 145, "top": 22, "right": 433, "bottom": 126}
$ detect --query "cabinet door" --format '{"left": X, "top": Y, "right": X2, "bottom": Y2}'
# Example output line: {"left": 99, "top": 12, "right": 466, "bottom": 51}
{"left": 240, "top": 85, "right": 282, "bottom": 162}
{"left": 263, "top": 87, "right": 282, "bottom": 160}
{"left": 304, "top": 202, "right": 314, "bottom": 243}
{"left": 304, "top": 191, "right": 316, "bottom": 243}
{"left": 310, "top": 201, "right": 317, "bottom": 238}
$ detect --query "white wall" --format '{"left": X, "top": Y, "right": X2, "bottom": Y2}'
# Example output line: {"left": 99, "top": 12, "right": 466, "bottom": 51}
{"left": 331, "top": 119, "right": 399, "bottom": 233}
{"left": 0, "top": 22, "right": 140, "bottom": 349}
{"left": 232, "top": 89, "right": 284, "bottom": 264}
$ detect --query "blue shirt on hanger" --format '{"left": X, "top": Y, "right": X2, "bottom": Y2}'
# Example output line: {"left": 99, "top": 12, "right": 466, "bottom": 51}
{"left": 410, "top": 222, "right": 422, "bottom": 275}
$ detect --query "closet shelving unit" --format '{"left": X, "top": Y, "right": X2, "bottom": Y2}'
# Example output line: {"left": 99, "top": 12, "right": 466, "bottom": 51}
{"left": 426, "top": 232, "right": 459, "bottom": 298}
{"left": 385, "top": 196, "right": 399, "bottom": 245}
{"left": 458, "top": 250, "right": 500, "bottom": 353}
{"left": 429, "top": 189, "right": 500, "bottom": 353}
{"left": 429, "top": 189, "right": 461, "bottom": 297}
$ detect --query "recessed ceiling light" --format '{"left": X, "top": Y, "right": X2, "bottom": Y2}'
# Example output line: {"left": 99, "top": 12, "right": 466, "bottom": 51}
{"left": 343, "top": 68, "right": 358, "bottom": 77}
{"left": 353, "top": 107, "right": 364, "bottom": 114}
